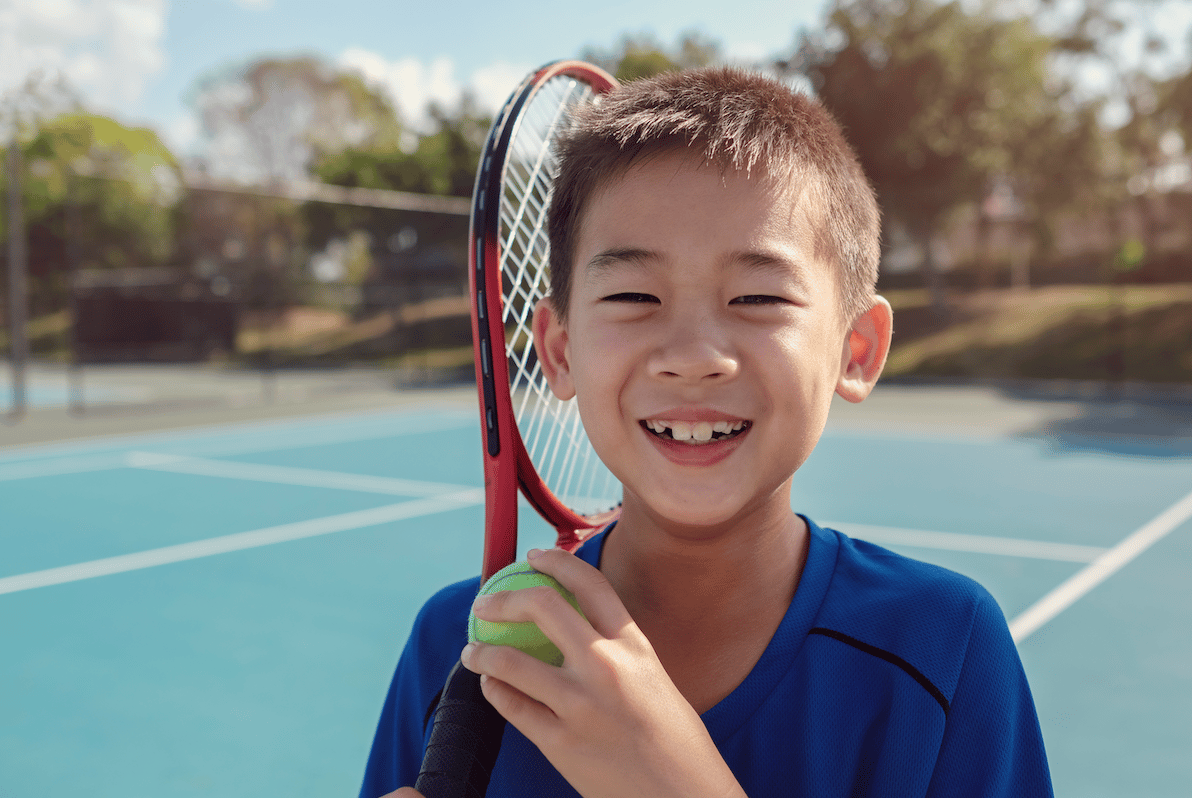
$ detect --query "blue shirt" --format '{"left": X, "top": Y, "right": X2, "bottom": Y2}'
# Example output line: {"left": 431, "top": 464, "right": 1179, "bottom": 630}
{"left": 360, "top": 517, "right": 1053, "bottom": 797}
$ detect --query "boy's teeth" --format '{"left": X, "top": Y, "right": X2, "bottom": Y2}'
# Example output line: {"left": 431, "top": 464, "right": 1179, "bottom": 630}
{"left": 645, "top": 419, "right": 747, "bottom": 443}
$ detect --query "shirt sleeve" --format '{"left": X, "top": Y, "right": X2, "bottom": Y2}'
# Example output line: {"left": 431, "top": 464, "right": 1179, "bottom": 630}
{"left": 926, "top": 593, "right": 1054, "bottom": 797}
{"left": 358, "top": 579, "right": 475, "bottom": 798}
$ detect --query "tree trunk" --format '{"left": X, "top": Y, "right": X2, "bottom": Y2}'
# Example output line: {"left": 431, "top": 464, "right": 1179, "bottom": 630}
{"left": 917, "top": 228, "right": 949, "bottom": 320}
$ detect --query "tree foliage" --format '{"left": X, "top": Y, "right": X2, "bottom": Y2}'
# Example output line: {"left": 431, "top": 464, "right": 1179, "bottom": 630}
{"left": 3, "top": 112, "right": 182, "bottom": 278}
{"left": 312, "top": 94, "right": 489, "bottom": 197}
{"left": 304, "top": 94, "right": 489, "bottom": 266}
{"left": 793, "top": 0, "right": 1067, "bottom": 299}
{"left": 582, "top": 31, "right": 721, "bottom": 81}
{"left": 190, "top": 56, "right": 404, "bottom": 182}
{"left": 801, "top": 2, "right": 1053, "bottom": 233}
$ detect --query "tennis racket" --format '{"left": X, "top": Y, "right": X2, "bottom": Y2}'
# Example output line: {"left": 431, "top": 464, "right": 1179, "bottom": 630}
{"left": 414, "top": 61, "right": 620, "bottom": 798}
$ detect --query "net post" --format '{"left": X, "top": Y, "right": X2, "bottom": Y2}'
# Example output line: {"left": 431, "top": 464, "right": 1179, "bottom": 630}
{"left": 5, "top": 140, "right": 28, "bottom": 422}
{"left": 65, "top": 170, "right": 85, "bottom": 416}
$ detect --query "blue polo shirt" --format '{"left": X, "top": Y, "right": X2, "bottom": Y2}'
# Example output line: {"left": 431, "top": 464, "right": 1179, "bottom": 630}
{"left": 360, "top": 517, "right": 1052, "bottom": 797}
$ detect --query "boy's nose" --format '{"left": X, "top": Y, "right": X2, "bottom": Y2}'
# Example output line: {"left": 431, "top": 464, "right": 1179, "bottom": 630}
{"left": 647, "top": 319, "right": 739, "bottom": 383}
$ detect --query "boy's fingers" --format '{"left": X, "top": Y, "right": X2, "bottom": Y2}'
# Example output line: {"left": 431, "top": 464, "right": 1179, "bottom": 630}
{"left": 476, "top": 664, "right": 560, "bottom": 732}
{"left": 472, "top": 579, "right": 600, "bottom": 662}
{"left": 522, "top": 548, "right": 635, "bottom": 638}
{"left": 463, "top": 641, "right": 574, "bottom": 725}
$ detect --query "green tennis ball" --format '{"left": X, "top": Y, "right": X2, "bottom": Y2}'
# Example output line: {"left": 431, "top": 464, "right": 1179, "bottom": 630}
{"left": 467, "top": 560, "right": 583, "bottom": 666}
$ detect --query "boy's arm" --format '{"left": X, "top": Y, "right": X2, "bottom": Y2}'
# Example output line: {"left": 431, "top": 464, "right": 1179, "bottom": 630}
{"left": 926, "top": 595, "right": 1054, "bottom": 797}
{"left": 464, "top": 547, "right": 748, "bottom": 798}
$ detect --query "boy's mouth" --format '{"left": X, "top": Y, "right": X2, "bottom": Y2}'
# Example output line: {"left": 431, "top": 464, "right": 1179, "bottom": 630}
{"left": 641, "top": 419, "right": 751, "bottom": 444}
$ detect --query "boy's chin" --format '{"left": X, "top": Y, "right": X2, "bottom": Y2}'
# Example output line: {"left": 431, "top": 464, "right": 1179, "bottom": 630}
{"left": 625, "top": 491, "right": 780, "bottom": 536}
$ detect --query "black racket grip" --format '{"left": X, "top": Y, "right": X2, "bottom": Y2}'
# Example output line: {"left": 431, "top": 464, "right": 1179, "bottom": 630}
{"left": 415, "top": 660, "right": 507, "bottom": 798}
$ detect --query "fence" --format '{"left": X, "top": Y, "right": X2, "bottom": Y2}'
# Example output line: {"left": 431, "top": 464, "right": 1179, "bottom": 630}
{"left": 6, "top": 159, "right": 1192, "bottom": 421}
{"left": 2, "top": 166, "right": 473, "bottom": 420}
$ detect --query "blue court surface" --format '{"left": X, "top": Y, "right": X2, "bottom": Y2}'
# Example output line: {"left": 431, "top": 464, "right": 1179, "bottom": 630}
{"left": 2, "top": 387, "right": 1190, "bottom": 797}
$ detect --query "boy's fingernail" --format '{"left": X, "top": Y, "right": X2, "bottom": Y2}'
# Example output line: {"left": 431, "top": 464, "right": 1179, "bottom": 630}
{"left": 527, "top": 548, "right": 545, "bottom": 560}
{"left": 461, "top": 642, "right": 477, "bottom": 665}
{"left": 472, "top": 594, "right": 492, "bottom": 612}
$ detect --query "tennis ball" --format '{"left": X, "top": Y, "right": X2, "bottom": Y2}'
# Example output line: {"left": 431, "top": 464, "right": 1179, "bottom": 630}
{"left": 467, "top": 560, "right": 583, "bottom": 666}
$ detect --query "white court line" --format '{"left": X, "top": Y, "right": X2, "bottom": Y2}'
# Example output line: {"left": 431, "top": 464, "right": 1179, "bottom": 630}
{"left": 0, "top": 412, "right": 474, "bottom": 482}
{"left": 1010, "top": 486, "right": 1192, "bottom": 643}
{"left": 0, "top": 489, "right": 483, "bottom": 596}
{"left": 0, "top": 454, "right": 128, "bottom": 482}
{"left": 125, "top": 452, "right": 472, "bottom": 496}
{"left": 830, "top": 522, "right": 1108, "bottom": 563}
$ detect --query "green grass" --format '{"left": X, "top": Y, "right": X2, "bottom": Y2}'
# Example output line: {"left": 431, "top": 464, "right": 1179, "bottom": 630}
{"left": 883, "top": 284, "right": 1192, "bottom": 383}
{"left": 7, "top": 285, "right": 1192, "bottom": 384}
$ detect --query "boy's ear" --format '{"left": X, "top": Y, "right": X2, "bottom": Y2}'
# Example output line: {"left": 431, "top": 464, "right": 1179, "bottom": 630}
{"left": 532, "top": 297, "right": 576, "bottom": 400}
{"left": 836, "top": 296, "right": 893, "bottom": 404}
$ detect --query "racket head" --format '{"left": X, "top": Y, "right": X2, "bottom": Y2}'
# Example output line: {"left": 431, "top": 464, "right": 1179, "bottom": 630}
{"left": 470, "top": 61, "right": 621, "bottom": 580}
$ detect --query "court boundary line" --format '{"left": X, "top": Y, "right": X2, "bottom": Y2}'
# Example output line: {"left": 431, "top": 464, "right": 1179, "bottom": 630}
{"left": 0, "top": 489, "right": 483, "bottom": 596}
{"left": 828, "top": 521, "right": 1108, "bottom": 563}
{"left": 0, "top": 415, "right": 475, "bottom": 483}
{"left": 125, "top": 452, "right": 473, "bottom": 496}
{"left": 1009, "top": 486, "right": 1192, "bottom": 642}
{"left": 0, "top": 401, "right": 475, "bottom": 462}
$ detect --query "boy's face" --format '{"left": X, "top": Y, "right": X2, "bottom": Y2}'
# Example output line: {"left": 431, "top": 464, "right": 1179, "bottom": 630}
{"left": 535, "top": 150, "right": 885, "bottom": 531}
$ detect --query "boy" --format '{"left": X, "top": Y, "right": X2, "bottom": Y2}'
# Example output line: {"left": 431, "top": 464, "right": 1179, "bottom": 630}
{"left": 363, "top": 67, "right": 1052, "bottom": 797}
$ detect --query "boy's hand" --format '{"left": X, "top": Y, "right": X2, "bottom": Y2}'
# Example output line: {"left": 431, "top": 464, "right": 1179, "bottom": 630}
{"left": 462, "top": 548, "right": 747, "bottom": 798}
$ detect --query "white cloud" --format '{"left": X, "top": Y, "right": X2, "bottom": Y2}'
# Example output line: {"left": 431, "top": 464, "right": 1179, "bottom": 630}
{"left": 338, "top": 48, "right": 528, "bottom": 134}
{"left": 163, "top": 109, "right": 200, "bottom": 155}
{"left": 0, "top": 0, "right": 167, "bottom": 116}
{"left": 469, "top": 61, "right": 531, "bottom": 115}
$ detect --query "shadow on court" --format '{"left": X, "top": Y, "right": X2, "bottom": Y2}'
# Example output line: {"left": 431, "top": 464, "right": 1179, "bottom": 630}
{"left": 1004, "top": 386, "right": 1192, "bottom": 459}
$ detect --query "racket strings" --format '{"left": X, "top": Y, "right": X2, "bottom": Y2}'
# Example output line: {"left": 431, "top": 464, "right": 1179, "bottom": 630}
{"left": 497, "top": 75, "right": 620, "bottom": 515}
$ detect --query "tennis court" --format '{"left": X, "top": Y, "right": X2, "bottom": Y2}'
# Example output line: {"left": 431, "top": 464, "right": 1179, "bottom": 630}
{"left": 2, "top": 378, "right": 1190, "bottom": 797}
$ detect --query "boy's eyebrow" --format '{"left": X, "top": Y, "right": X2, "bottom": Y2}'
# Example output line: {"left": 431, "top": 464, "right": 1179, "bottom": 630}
{"left": 584, "top": 247, "right": 658, "bottom": 274}
{"left": 733, "top": 249, "right": 813, "bottom": 284}
{"left": 585, "top": 247, "right": 813, "bottom": 282}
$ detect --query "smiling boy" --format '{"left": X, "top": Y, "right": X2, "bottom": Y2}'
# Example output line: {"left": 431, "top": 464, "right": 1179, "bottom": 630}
{"left": 363, "top": 67, "right": 1052, "bottom": 798}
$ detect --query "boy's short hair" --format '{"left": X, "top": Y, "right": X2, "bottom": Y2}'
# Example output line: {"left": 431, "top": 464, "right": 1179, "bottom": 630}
{"left": 547, "top": 66, "right": 881, "bottom": 322}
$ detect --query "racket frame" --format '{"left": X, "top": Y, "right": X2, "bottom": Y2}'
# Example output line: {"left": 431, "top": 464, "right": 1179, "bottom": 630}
{"left": 468, "top": 61, "right": 619, "bottom": 581}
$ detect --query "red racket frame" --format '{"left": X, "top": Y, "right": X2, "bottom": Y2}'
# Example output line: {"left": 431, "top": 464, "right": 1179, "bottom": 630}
{"left": 468, "top": 61, "right": 619, "bottom": 581}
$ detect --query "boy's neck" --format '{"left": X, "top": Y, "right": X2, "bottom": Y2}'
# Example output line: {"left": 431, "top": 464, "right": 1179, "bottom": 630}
{"left": 601, "top": 498, "right": 808, "bottom": 629}
{"left": 599, "top": 500, "right": 809, "bottom": 713}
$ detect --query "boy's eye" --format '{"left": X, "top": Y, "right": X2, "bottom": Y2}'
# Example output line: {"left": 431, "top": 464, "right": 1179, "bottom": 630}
{"left": 730, "top": 295, "right": 790, "bottom": 305}
{"left": 601, "top": 292, "right": 661, "bottom": 304}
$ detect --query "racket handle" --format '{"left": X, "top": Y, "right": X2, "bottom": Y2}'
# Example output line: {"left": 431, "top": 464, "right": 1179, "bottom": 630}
{"left": 415, "top": 660, "right": 507, "bottom": 798}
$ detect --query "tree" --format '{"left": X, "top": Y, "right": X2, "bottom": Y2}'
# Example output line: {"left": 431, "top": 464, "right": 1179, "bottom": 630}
{"left": 302, "top": 93, "right": 488, "bottom": 284}
{"left": 312, "top": 94, "right": 489, "bottom": 197}
{"left": 791, "top": 0, "right": 1060, "bottom": 308}
{"left": 1013, "top": 97, "right": 1109, "bottom": 279}
{"left": 582, "top": 31, "right": 721, "bottom": 82}
{"left": 1, "top": 112, "right": 182, "bottom": 311}
{"left": 190, "top": 56, "right": 404, "bottom": 182}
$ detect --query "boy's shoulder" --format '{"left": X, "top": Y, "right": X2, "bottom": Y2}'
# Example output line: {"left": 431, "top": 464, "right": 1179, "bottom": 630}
{"left": 809, "top": 519, "right": 1015, "bottom": 710}
{"left": 404, "top": 574, "right": 481, "bottom": 675}
{"left": 819, "top": 523, "right": 999, "bottom": 626}
{"left": 413, "top": 574, "right": 480, "bottom": 632}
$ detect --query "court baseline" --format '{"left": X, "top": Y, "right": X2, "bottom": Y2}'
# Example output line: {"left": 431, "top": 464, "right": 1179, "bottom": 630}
{"left": 0, "top": 488, "right": 484, "bottom": 596}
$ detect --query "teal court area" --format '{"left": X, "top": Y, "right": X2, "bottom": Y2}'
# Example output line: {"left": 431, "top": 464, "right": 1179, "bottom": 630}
{"left": 1, "top": 383, "right": 1190, "bottom": 797}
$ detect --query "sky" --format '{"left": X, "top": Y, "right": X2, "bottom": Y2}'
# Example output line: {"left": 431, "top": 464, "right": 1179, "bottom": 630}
{"left": 4, "top": 0, "right": 1190, "bottom": 162}
{"left": 0, "top": 0, "right": 832, "bottom": 155}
